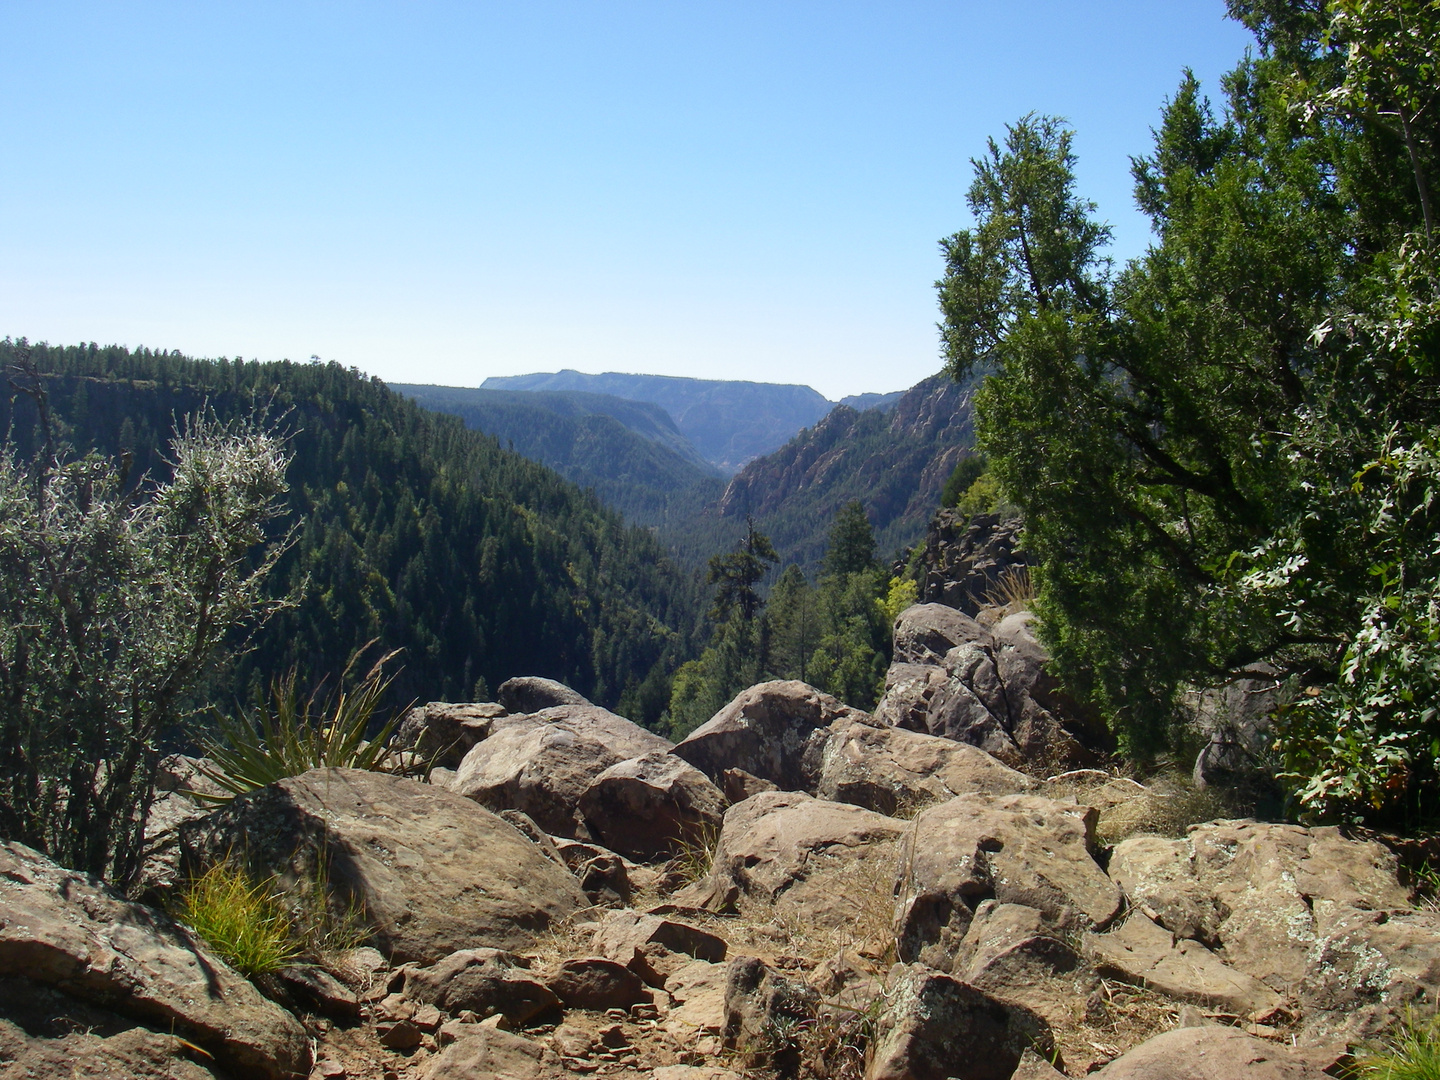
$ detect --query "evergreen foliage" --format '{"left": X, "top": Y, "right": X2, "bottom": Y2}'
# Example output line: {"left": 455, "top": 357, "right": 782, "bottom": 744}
{"left": 0, "top": 342, "right": 703, "bottom": 723}
{"left": 0, "top": 375, "right": 290, "bottom": 886}
{"left": 938, "top": 0, "right": 1440, "bottom": 820}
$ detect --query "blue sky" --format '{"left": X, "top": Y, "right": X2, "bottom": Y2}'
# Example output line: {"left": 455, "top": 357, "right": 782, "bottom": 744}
{"left": 1, "top": 2, "right": 1254, "bottom": 400}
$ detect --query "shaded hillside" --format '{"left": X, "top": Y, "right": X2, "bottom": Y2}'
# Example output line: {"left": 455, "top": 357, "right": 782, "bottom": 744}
{"left": 713, "top": 372, "right": 977, "bottom": 574}
{"left": 1, "top": 341, "right": 703, "bottom": 712}
{"left": 390, "top": 384, "right": 724, "bottom": 530}
{"left": 482, "top": 369, "right": 832, "bottom": 473}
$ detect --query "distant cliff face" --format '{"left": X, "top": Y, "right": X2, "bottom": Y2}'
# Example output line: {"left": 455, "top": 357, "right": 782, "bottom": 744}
{"left": 481, "top": 370, "right": 833, "bottom": 473}
{"left": 715, "top": 373, "right": 976, "bottom": 571}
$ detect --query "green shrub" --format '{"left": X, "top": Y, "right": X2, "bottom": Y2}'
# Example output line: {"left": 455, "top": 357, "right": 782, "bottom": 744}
{"left": 176, "top": 860, "right": 296, "bottom": 976}
{"left": 197, "top": 648, "right": 404, "bottom": 800}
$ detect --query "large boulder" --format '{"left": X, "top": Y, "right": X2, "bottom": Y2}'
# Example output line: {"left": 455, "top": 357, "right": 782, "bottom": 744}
{"left": 816, "top": 716, "right": 1035, "bottom": 815}
{"left": 721, "top": 956, "right": 819, "bottom": 1070}
{"left": 953, "top": 901, "right": 1091, "bottom": 1031}
{"left": 866, "top": 965, "right": 1053, "bottom": 1080}
{"left": 1091, "top": 1026, "right": 1330, "bottom": 1080}
{"left": 180, "top": 768, "right": 587, "bottom": 965}
{"left": 881, "top": 605, "right": 1109, "bottom": 770}
{"left": 451, "top": 705, "right": 672, "bottom": 837}
{"left": 496, "top": 676, "right": 592, "bottom": 713}
{"left": 894, "top": 792, "right": 1123, "bottom": 972}
{"left": 0, "top": 842, "right": 310, "bottom": 1080}
{"left": 395, "top": 701, "right": 511, "bottom": 769}
{"left": 700, "top": 790, "right": 905, "bottom": 932}
{"left": 1107, "top": 819, "right": 1428, "bottom": 1042}
{"left": 577, "top": 751, "right": 728, "bottom": 861}
{"left": 671, "top": 681, "right": 861, "bottom": 791}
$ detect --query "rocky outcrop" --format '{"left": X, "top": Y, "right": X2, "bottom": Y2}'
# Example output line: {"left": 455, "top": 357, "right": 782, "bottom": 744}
{"left": 578, "top": 752, "right": 728, "bottom": 861}
{"left": 0, "top": 842, "right": 310, "bottom": 1080}
{"left": 450, "top": 704, "right": 672, "bottom": 837}
{"left": 671, "top": 681, "right": 860, "bottom": 791}
{"left": 894, "top": 793, "right": 1122, "bottom": 972}
{"left": 879, "top": 604, "right": 1109, "bottom": 770}
{"left": 913, "top": 511, "right": 1031, "bottom": 614}
{"left": 1107, "top": 820, "right": 1428, "bottom": 1041}
{"left": 180, "top": 768, "right": 587, "bottom": 964}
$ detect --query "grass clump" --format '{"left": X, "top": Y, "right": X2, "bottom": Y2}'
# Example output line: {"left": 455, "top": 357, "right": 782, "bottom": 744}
{"left": 196, "top": 647, "right": 406, "bottom": 800}
{"left": 1352, "top": 1011, "right": 1440, "bottom": 1080}
{"left": 176, "top": 860, "right": 296, "bottom": 976}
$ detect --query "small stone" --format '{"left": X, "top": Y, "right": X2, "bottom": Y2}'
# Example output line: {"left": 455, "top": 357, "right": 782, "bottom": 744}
{"left": 631, "top": 1003, "right": 660, "bottom": 1020}
{"left": 378, "top": 993, "right": 415, "bottom": 1021}
{"left": 411, "top": 1003, "right": 444, "bottom": 1032}
{"left": 376, "top": 1019, "right": 423, "bottom": 1050}
{"left": 310, "top": 1061, "right": 346, "bottom": 1080}
{"left": 597, "top": 1024, "right": 628, "bottom": 1048}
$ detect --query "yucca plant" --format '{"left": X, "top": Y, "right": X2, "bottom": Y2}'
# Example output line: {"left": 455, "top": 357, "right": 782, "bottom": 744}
{"left": 195, "top": 646, "right": 406, "bottom": 800}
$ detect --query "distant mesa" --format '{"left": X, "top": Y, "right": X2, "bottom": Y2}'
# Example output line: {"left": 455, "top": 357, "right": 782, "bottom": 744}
{"left": 480, "top": 370, "right": 833, "bottom": 474}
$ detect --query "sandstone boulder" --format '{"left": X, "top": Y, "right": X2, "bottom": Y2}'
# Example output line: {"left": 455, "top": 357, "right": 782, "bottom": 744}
{"left": 592, "top": 910, "right": 728, "bottom": 988}
{"left": 1091, "top": 1026, "right": 1329, "bottom": 1080}
{"left": 395, "top": 701, "right": 510, "bottom": 769}
{"left": 421, "top": 1025, "right": 570, "bottom": 1080}
{"left": 701, "top": 790, "right": 905, "bottom": 931}
{"left": 578, "top": 751, "right": 728, "bottom": 861}
{"left": 180, "top": 768, "right": 587, "bottom": 964}
{"left": 866, "top": 965, "right": 1053, "bottom": 1080}
{"left": 671, "top": 681, "right": 860, "bottom": 791}
{"left": 497, "top": 676, "right": 592, "bottom": 713}
{"left": 451, "top": 705, "right": 671, "bottom": 837}
{"left": 816, "top": 716, "right": 1035, "bottom": 815}
{"left": 0, "top": 842, "right": 309, "bottom": 1080}
{"left": 401, "top": 948, "right": 559, "bottom": 1023}
{"left": 544, "top": 957, "right": 650, "bottom": 1011}
{"left": 954, "top": 901, "right": 1090, "bottom": 1030}
{"left": 894, "top": 793, "right": 1122, "bottom": 972}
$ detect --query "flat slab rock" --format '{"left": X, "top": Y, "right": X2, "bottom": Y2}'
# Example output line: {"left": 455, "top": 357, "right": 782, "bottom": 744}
{"left": 1083, "top": 913, "right": 1283, "bottom": 1019}
{"left": 1091, "top": 1026, "right": 1331, "bottom": 1080}
{"left": 0, "top": 842, "right": 309, "bottom": 1080}
{"left": 180, "top": 767, "right": 587, "bottom": 965}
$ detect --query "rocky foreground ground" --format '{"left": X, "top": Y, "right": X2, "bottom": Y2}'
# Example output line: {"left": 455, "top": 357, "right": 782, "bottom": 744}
{"left": 3, "top": 604, "right": 1438, "bottom": 1080}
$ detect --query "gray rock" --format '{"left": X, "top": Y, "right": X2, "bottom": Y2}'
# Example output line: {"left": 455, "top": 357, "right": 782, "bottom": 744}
{"left": 0, "top": 842, "right": 309, "bottom": 1080}
{"left": 578, "top": 751, "right": 728, "bottom": 861}
{"left": 180, "top": 768, "right": 587, "bottom": 965}
{"left": 866, "top": 964, "right": 1053, "bottom": 1080}
{"left": 496, "top": 676, "right": 592, "bottom": 714}
{"left": 894, "top": 793, "right": 1122, "bottom": 972}
{"left": 671, "top": 680, "right": 861, "bottom": 791}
